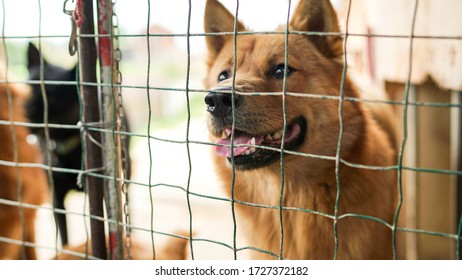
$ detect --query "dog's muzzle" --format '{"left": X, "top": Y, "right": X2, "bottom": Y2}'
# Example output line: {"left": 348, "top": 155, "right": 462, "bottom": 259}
{"left": 204, "top": 86, "right": 241, "bottom": 118}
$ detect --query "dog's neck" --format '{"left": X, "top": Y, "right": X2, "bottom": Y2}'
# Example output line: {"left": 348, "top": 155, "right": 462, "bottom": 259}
{"left": 217, "top": 115, "right": 396, "bottom": 259}
{"left": 232, "top": 166, "right": 336, "bottom": 210}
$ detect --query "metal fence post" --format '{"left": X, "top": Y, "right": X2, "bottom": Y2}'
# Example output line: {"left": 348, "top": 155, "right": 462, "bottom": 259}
{"left": 97, "top": 0, "right": 124, "bottom": 260}
{"left": 78, "top": 0, "right": 107, "bottom": 260}
{"left": 451, "top": 91, "right": 462, "bottom": 259}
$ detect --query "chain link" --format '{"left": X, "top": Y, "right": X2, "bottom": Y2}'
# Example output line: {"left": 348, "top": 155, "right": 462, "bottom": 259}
{"left": 111, "top": 0, "right": 132, "bottom": 260}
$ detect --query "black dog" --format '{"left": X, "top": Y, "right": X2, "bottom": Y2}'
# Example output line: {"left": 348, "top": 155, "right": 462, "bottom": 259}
{"left": 26, "top": 43, "right": 131, "bottom": 246}
{"left": 26, "top": 43, "right": 81, "bottom": 246}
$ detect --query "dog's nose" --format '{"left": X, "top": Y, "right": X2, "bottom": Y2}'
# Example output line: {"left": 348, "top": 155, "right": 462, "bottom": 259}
{"left": 205, "top": 87, "right": 240, "bottom": 117}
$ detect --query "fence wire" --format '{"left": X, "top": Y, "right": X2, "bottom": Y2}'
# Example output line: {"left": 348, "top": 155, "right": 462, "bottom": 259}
{"left": 0, "top": 0, "right": 461, "bottom": 260}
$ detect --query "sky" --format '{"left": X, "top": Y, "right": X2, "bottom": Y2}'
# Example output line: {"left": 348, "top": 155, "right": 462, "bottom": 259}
{"left": 0, "top": 0, "right": 299, "bottom": 36}
{"left": 0, "top": 0, "right": 340, "bottom": 50}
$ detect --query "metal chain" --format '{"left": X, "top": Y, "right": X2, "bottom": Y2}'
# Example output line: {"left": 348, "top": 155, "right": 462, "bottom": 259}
{"left": 111, "top": 0, "right": 132, "bottom": 260}
{"left": 63, "top": 0, "right": 78, "bottom": 56}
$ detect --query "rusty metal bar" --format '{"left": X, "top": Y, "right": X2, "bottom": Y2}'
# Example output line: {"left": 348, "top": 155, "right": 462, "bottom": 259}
{"left": 97, "top": 0, "right": 124, "bottom": 260}
{"left": 78, "top": 0, "right": 107, "bottom": 260}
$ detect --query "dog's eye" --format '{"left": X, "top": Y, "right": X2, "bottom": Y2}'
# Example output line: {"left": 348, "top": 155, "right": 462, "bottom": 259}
{"left": 272, "top": 64, "right": 294, "bottom": 79}
{"left": 218, "top": 70, "right": 230, "bottom": 82}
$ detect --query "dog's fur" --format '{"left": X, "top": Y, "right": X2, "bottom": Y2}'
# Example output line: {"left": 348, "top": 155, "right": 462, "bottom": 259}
{"left": 204, "top": 0, "right": 397, "bottom": 259}
{"left": 26, "top": 43, "right": 81, "bottom": 246}
{"left": 0, "top": 73, "right": 48, "bottom": 259}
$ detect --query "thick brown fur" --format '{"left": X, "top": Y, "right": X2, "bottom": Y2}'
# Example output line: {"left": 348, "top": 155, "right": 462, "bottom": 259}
{"left": 204, "top": 0, "right": 397, "bottom": 259}
{"left": 0, "top": 73, "right": 48, "bottom": 259}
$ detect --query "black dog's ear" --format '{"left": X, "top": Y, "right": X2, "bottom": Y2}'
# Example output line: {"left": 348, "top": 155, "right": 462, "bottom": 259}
{"left": 27, "top": 42, "right": 46, "bottom": 70}
{"left": 70, "top": 64, "right": 78, "bottom": 78}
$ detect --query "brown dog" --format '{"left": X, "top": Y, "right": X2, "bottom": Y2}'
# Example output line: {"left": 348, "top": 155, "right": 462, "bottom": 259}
{"left": 204, "top": 0, "right": 396, "bottom": 259}
{"left": 0, "top": 74, "right": 48, "bottom": 259}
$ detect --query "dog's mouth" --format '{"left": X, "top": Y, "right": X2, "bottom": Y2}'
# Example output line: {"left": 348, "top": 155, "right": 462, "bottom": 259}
{"left": 214, "top": 117, "right": 307, "bottom": 170}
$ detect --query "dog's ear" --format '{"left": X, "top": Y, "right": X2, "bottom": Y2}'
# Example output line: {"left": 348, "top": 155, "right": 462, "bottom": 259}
{"left": 70, "top": 65, "right": 78, "bottom": 78}
{"left": 289, "top": 0, "right": 343, "bottom": 59}
{"left": 27, "top": 42, "right": 47, "bottom": 70}
{"left": 204, "top": 0, "right": 245, "bottom": 60}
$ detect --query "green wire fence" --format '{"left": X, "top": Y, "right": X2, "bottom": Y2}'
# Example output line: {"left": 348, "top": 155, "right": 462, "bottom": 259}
{"left": 0, "top": 0, "right": 461, "bottom": 260}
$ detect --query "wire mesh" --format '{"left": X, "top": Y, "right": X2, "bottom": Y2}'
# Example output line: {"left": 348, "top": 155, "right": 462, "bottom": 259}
{"left": 0, "top": 0, "right": 460, "bottom": 260}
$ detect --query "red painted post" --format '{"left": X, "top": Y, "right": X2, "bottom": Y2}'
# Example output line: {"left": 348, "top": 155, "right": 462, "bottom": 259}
{"left": 97, "top": 0, "right": 124, "bottom": 260}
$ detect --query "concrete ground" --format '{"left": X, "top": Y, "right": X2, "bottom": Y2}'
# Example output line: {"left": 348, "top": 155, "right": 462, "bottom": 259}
{"left": 34, "top": 119, "right": 250, "bottom": 260}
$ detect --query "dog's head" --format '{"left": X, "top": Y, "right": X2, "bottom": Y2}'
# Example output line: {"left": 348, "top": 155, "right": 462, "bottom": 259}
{"left": 204, "top": 0, "right": 364, "bottom": 172}
{"left": 26, "top": 43, "right": 79, "bottom": 139}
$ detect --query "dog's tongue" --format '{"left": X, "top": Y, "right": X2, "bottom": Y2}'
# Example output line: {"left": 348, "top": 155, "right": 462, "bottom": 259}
{"left": 216, "top": 131, "right": 263, "bottom": 158}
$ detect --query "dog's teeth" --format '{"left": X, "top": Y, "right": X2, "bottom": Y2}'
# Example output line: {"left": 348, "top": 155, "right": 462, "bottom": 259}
{"left": 250, "top": 147, "right": 256, "bottom": 153}
{"left": 264, "top": 135, "right": 273, "bottom": 141}
{"left": 251, "top": 137, "right": 256, "bottom": 145}
{"left": 272, "top": 131, "right": 282, "bottom": 140}
{"left": 244, "top": 150, "right": 251, "bottom": 155}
